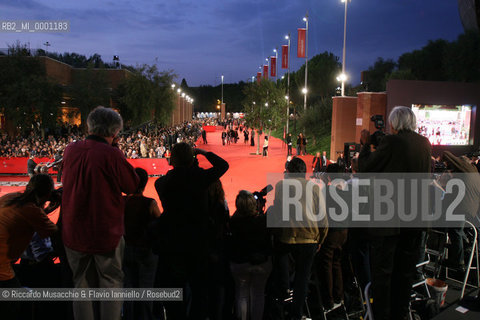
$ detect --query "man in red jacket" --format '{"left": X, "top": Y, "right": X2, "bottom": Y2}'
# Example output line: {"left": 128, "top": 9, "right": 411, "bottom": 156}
{"left": 61, "top": 106, "right": 139, "bottom": 320}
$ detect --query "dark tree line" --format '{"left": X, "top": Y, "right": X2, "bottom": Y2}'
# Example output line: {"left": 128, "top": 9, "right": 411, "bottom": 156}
{"left": 362, "top": 31, "right": 480, "bottom": 92}
{"left": 0, "top": 42, "right": 176, "bottom": 135}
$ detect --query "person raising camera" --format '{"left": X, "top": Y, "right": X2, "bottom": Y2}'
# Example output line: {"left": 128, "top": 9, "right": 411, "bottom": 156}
{"left": 358, "top": 106, "right": 431, "bottom": 320}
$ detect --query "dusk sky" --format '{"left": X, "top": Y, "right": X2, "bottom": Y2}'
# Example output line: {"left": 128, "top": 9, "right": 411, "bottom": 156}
{"left": 0, "top": 0, "right": 465, "bottom": 87}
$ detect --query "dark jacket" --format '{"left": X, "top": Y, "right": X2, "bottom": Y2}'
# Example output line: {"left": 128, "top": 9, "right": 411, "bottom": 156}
{"left": 359, "top": 130, "right": 431, "bottom": 174}
{"left": 151, "top": 152, "right": 229, "bottom": 254}
{"left": 358, "top": 130, "right": 432, "bottom": 236}
{"left": 229, "top": 213, "right": 272, "bottom": 264}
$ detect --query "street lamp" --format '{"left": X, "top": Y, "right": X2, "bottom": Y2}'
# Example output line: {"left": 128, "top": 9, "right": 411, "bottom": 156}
{"left": 340, "top": 0, "right": 350, "bottom": 96}
{"left": 221, "top": 75, "right": 224, "bottom": 104}
{"left": 171, "top": 84, "right": 175, "bottom": 89}
{"left": 336, "top": 73, "right": 348, "bottom": 95}
{"left": 285, "top": 33, "right": 291, "bottom": 135}
{"left": 43, "top": 41, "right": 51, "bottom": 55}
{"left": 302, "top": 13, "right": 309, "bottom": 135}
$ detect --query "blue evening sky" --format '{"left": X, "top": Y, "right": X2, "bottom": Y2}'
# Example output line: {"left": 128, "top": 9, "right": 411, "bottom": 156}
{"left": 0, "top": 0, "right": 465, "bottom": 87}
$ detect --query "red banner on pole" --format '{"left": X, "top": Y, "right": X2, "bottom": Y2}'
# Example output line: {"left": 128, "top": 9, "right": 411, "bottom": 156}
{"left": 297, "top": 28, "right": 306, "bottom": 58}
{"left": 263, "top": 65, "right": 268, "bottom": 79}
{"left": 281, "top": 45, "right": 288, "bottom": 69}
{"left": 257, "top": 72, "right": 262, "bottom": 84}
{"left": 270, "top": 56, "right": 277, "bottom": 77}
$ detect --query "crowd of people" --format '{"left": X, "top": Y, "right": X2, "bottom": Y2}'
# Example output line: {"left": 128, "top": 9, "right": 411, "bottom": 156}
{"left": 1, "top": 106, "right": 480, "bottom": 320}
{"left": 0, "top": 121, "right": 202, "bottom": 160}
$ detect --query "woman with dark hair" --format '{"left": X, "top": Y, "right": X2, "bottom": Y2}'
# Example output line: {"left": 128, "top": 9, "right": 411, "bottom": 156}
{"left": 262, "top": 136, "right": 269, "bottom": 157}
{"left": 123, "top": 167, "right": 161, "bottom": 320}
{"left": 0, "top": 174, "right": 58, "bottom": 319}
{"left": 229, "top": 190, "right": 272, "bottom": 320}
{"left": 207, "top": 179, "right": 232, "bottom": 320}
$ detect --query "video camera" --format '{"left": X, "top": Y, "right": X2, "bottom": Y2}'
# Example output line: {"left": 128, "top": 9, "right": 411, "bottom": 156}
{"left": 34, "top": 157, "right": 63, "bottom": 174}
{"left": 253, "top": 184, "right": 273, "bottom": 215}
{"left": 370, "top": 115, "right": 386, "bottom": 148}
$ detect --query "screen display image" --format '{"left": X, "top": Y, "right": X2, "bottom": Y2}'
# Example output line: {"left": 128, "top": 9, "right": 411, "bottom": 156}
{"left": 412, "top": 104, "right": 472, "bottom": 146}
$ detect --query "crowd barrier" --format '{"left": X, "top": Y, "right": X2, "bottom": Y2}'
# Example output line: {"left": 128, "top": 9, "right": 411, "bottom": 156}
{"left": 0, "top": 157, "right": 172, "bottom": 176}
{"left": 202, "top": 125, "right": 217, "bottom": 132}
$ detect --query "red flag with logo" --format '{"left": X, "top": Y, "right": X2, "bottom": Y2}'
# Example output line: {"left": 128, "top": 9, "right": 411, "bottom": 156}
{"left": 281, "top": 45, "right": 288, "bottom": 69}
{"left": 270, "top": 56, "right": 277, "bottom": 77}
{"left": 297, "top": 28, "right": 306, "bottom": 58}
{"left": 257, "top": 72, "right": 262, "bottom": 84}
{"left": 263, "top": 65, "right": 268, "bottom": 79}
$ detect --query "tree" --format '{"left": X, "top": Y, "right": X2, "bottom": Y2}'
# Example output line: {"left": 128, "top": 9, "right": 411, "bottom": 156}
{"left": 242, "top": 80, "right": 285, "bottom": 154}
{"left": 363, "top": 58, "right": 396, "bottom": 92}
{"left": 443, "top": 31, "right": 480, "bottom": 82}
{"left": 0, "top": 42, "right": 62, "bottom": 135}
{"left": 190, "top": 81, "right": 248, "bottom": 112}
{"left": 293, "top": 52, "right": 341, "bottom": 103}
{"left": 298, "top": 97, "right": 332, "bottom": 155}
{"left": 397, "top": 39, "right": 449, "bottom": 81}
{"left": 69, "top": 63, "right": 110, "bottom": 125}
{"left": 116, "top": 65, "right": 176, "bottom": 126}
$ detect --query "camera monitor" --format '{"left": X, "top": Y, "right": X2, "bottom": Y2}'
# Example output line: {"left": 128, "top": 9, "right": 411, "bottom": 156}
{"left": 412, "top": 104, "right": 473, "bottom": 146}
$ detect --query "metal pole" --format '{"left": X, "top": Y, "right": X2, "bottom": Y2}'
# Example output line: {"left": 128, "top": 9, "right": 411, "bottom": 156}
{"left": 275, "top": 48, "right": 278, "bottom": 82}
{"left": 303, "top": 13, "right": 308, "bottom": 133}
{"left": 221, "top": 75, "right": 224, "bottom": 104}
{"left": 341, "top": 0, "right": 348, "bottom": 96}
{"left": 286, "top": 34, "right": 291, "bottom": 135}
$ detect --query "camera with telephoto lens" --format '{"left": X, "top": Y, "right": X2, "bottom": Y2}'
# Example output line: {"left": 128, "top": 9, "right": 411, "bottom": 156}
{"left": 253, "top": 184, "right": 273, "bottom": 215}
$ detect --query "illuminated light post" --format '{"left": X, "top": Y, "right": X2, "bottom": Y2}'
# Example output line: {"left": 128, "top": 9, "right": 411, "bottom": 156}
{"left": 285, "top": 33, "right": 291, "bottom": 135}
{"left": 340, "top": 0, "right": 350, "bottom": 96}
{"left": 303, "top": 14, "right": 308, "bottom": 115}
{"left": 221, "top": 75, "right": 224, "bottom": 104}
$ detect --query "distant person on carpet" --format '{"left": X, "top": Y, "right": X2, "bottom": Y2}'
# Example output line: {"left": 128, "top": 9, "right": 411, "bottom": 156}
{"left": 222, "top": 130, "right": 227, "bottom": 146}
{"left": 286, "top": 133, "right": 292, "bottom": 156}
{"left": 202, "top": 128, "right": 208, "bottom": 144}
{"left": 262, "top": 136, "right": 269, "bottom": 157}
{"left": 27, "top": 154, "right": 37, "bottom": 178}
{"left": 250, "top": 129, "right": 255, "bottom": 146}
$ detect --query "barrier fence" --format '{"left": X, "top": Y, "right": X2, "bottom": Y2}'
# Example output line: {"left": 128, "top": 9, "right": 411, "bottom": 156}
{"left": 0, "top": 157, "right": 172, "bottom": 176}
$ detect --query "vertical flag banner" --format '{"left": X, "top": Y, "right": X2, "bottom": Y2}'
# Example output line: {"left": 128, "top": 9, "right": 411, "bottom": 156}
{"left": 297, "top": 28, "right": 306, "bottom": 58}
{"left": 257, "top": 72, "right": 262, "bottom": 84}
{"left": 270, "top": 56, "right": 277, "bottom": 77}
{"left": 281, "top": 45, "right": 288, "bottom": 69}
{"left": 263, "top": 65, "right": 268, "bottom": 79}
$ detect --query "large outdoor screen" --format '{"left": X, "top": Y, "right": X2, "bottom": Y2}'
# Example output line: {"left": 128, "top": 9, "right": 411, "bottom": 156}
{"left": 412, "top": 104, "right": 473, "bottom": 145}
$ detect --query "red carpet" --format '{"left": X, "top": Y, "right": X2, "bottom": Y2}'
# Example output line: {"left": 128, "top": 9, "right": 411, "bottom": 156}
{"left": 0, "top": 129, "right": 314, "bottom": 215}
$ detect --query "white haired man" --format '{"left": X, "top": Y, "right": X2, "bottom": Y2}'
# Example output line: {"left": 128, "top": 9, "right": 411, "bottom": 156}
{"left": 61, "top": 106, "right": 139, "bottom": 320}
{"left": 359, "top": 106, "right": 432, "bottom": 320}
